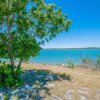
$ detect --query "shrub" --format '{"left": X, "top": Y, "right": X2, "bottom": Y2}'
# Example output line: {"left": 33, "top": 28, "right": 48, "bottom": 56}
{"left": 80, "top": 57, "right": 95, "bottom": 69}
{"left": 96, "top": 56, "right": 100, "bottom": 68}
{"left": 65, "top": 60, "right": 74, "bottom": 69}
{"left": 0, "top": 62, "right": 22, "bottom": 88}
{"left": 81, "top": 57, "right": 92, "bottom": 65}
{"left": 3, "top": 93, "right": 9, "bottom": 100}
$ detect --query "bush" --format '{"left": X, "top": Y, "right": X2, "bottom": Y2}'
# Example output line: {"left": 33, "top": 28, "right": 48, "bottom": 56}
{"left": 65, "top": 60, "right": 74, "bottom": 69}
{"left": 96, "top": 56, "right": 100, "bottom": 68}
{"left": 81, "top": 57, "right": 92, "bottom": 65}
{"left": 0, "top": 62, "right": 22, "bottom": 88}
{"left": 80, "top": 57, "right": 95, "bottom": 69}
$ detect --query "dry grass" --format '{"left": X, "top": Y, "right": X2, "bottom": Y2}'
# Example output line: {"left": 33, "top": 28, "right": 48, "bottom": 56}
{"left": 21, "top": 63, "right": 100, "bottom": 99}
{"left": 22, "top": 63, "right": 100, "bottom": 88}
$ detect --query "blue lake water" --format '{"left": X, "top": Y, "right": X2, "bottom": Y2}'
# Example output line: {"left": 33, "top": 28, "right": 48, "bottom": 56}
{"left": 30, "top": 49, "right": 100, "bottom": 64}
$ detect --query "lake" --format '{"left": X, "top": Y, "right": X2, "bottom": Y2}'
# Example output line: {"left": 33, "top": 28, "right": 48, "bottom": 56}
{"left": 30, "top": 49, "right": 100, "bottom": 64}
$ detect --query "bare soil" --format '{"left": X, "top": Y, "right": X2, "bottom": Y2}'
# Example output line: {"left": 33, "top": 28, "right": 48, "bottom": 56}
{"left": 21, "top": 63, "right": 100, "bottom": 100}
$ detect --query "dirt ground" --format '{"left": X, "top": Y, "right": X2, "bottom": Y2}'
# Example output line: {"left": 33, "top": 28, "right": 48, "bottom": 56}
{"left": 21, "top": 63, "right": 100, "bottom": 100}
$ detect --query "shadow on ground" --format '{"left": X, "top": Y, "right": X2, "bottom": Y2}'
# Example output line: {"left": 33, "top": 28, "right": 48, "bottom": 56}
{"left": 22, "top": 69, "right": 71, "bottom": 99}
{"left": 1, "top": 69, "right": 71, "bottom": 100}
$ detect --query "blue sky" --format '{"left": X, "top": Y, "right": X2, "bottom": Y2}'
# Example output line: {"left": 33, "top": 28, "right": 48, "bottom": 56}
{"left": 41, "top": 0, "right": 100, "bottom": 48}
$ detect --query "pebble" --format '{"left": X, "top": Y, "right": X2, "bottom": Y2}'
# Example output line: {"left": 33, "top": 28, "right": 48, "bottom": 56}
{"left": 65, "top": 90, "right": 75, "bottom": 100}
{"left": 11, "top": 89, "right": 19, "bottom": 95}
{"left": 25, "top": 85, "right": 32, "bottom": 90}
{"left": 97, "top": 88, "right": 100, "bottom": 93}
{"left": 80, "top": 95, "right": 87, "bottom": 100}
{"left": 51, "top": 95, "right": 63, "bottom": 100}
{"left": 45, "top": 74, "right": 54, "bottom": 80}
{"left": 77, "top": 89, "right": 88, "bottom": 95}
{"left": 39, "top": 90, "right": 45, "bottom": 97}
{"left": 96, "top": 89, "right": 100, "bottom": 100}
{"left": 44, "top": 83, "right": 55, "bottom": 89}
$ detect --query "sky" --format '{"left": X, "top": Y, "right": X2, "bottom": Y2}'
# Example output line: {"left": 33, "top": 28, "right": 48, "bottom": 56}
{"left": 41, "top": 0, "right": 100, "bottom": 48}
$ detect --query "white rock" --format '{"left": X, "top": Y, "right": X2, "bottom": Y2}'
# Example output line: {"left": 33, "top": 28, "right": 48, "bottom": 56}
{"left": 0, "top": 94, "right": 3, "bottom": 100}
{"left": 80, "top": 96, "right": 87, "bottom": 100}
{"left": 51, "top": 95, "right": 63, "bottom": 100}
{"left": 44, "top": 83, "right": 55, "bottom": 89}
{"left": 11, "top": 89, "right": 19, "bottom": 95}
{"left": 65, "top": 90, "right": 75, "bottom": 100}
{"left": 25, "top": 85, "right": 32, "bottom": 90}
{"left": 77, "top": 89, "right": 88, "bottom": 95}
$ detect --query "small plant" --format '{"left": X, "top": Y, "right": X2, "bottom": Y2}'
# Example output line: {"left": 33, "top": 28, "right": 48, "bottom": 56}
{"left": 0, "top": 0, "right": 71, "bottom": 90}
{"left": 0, "top": 62, "right": 22, "bottom": 88}
{"left": 81, "top": 57, "right": 94, "bottom": 68}
{"left": 81, "top": 57, "right": 92, "bottom": 64}
{"left": 65, "top": 59, "right": 74, "bottom": 69}
{"left": 96, "top": 55, "right": 100, "bottom": 68}
{"left": 3, "top": 93, "right": 9, "bottom": 100}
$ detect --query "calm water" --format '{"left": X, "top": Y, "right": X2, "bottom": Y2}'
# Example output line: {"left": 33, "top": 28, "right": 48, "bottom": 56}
{"left": 30, "top": 49, "right": 100, "bottom": 64}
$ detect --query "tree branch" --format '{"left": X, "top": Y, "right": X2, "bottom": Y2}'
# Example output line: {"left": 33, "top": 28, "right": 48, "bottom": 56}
{"left": 7, "top": 14, "right": 15, "bottom": 42}
{"left": 17, "top": 58, "right": 23, "bottom": 67}
{"left": 0, "top": 35, "right": 15, "bottom": 67}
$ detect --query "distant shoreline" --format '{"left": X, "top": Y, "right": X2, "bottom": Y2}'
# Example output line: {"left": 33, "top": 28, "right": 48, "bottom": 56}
{"left": 43, "top": 47, "right": 100, "bottom": 50}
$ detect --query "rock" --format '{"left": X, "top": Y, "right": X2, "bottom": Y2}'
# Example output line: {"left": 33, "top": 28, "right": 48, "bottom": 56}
{"left": 77, "top": 89, "right": 88, "bottom": 95}
{"left": 45, "top": 74, "right": 54, "bottom": 80}
{"left": 36, "top": 75, "right": 44, "bottom": 79}
{"left": 96, "top": 89, "right": 100, "bottom": 100}
{"left": 10, "top": 95, "right": 19, "bottom": 100}
{"left": 58, "top": 83, "right": 63, "bottom": 87}
{"left": 24, "top": 85, "right": 33, "bottom": 93}
{"left": 81, "top": 87, "right": 89, "bottom": 91}
{"left": 32, "top": 89, "right": 38, "bottom": 96}
{"left": 20, "top": 88, "right": 26, "bottom": 92}
{"left": 44, "top": 83, "right": 55, "bottom": 89}
{"left": 97, "top": 88, "right": 100, "bottom": 93}
{"left": 51, "top": 95, "right": 63, "bottom": 100}
{"left": 62, "top": 64, "right": 65, "bottom": 66}
{"left": 25, "top": 85, "right": 32, "bottom": 90}
{"left": 0, "top": 93, "right": 3, "bottom": 100}
{"left": 25, "top": 94, "right": 29, "bottom": 100}
{"left": 80, "top": 95, "right": 87, "bottom": 100}
{"left": 96, "top": 95, "right": 100, "bottom": 100}
{"left": 39, "top": 90, "right": 46, "bottom": 97}
{"left": 33, "top": 96, "right": 43, "bottom": 100}
{"left": 11, "top": 89, "right": 19, "bottom": 95}
{"left": 65, "top": 90, "right": 75, "bottom": 100}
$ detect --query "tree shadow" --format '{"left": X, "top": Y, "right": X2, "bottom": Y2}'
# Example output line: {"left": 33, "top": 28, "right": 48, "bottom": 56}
{"left": 19, "top": 69, "right": 71, "bottom": 99}
{"left": 2, "top": 69, "right": 71, "bottom": 100}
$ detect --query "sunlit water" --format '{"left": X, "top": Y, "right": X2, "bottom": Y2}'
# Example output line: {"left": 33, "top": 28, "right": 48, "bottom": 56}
{"left": 30, "top": 49, "right": 100, "bottom": 64}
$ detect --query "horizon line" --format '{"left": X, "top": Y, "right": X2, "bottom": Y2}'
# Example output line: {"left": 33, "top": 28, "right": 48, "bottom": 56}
{"left": 42, "top": 47, "right": 100, "bottom": 49}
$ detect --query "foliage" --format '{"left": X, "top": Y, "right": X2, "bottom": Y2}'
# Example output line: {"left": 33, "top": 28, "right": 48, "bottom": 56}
{"left": 81, "top": 57, "right": 93, "bottom": 65}
{"left": 0, "top": 62, "right": 22, "bottom": 88}
{"left": 80, "top": 57, "right": 94, "bottom": 69}
{"left": 0, "top": 0, "right": 71, "bottom": 87}
{"left": 96, "top": 55, "right": 100, "bottom": 68}
{"left": 65, "top": 60, "right": 74, "bottom": 69}
{"left": 3, "top": 93, "right": 9, "bottom": 100}
{"left": 0, "top": 0, "right": 71, "bottom": 67}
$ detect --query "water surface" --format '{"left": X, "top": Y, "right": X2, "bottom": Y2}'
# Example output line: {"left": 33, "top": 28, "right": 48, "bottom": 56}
{"left": 30, "top": 49, "right": 100, "bottom": 64}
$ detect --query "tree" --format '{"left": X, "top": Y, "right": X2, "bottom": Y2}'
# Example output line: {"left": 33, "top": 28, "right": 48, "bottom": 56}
{"left": 0, "top": 0, "right": 71, "bottom": 69}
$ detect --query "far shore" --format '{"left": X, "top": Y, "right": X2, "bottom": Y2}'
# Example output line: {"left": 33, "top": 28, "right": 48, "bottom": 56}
{"left": 43, "top": 47, "right": 100, "bottom": 50}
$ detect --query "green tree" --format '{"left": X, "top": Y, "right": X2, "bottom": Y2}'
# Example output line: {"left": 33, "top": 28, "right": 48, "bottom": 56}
{"left": 0, "top": 0, "right": 71, "bottom": 69}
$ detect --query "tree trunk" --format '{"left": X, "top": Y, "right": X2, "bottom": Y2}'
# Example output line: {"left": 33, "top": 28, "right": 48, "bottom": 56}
{"left": 10, "top": 58, "right": 15, "bottom": 68}
{"left": 9, "top": 58, "right": 16, "bottom": 79}
{"left": 17, "top": 58, "right": 23, "bottom": 68}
